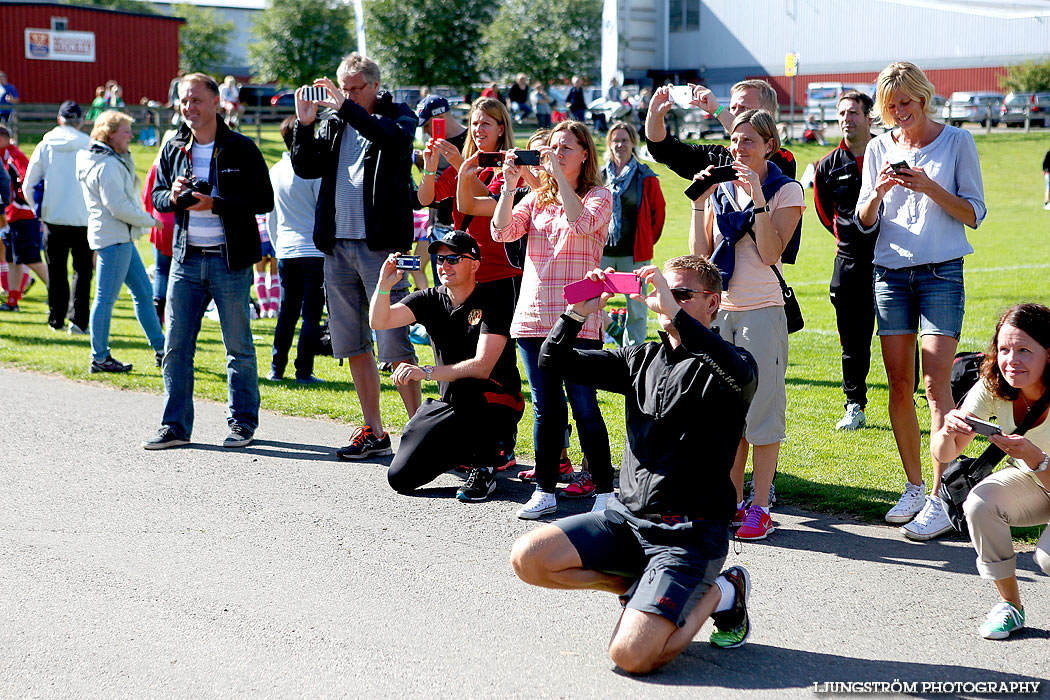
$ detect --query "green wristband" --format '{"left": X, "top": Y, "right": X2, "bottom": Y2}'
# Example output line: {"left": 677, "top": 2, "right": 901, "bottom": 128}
{"left": 713, "top": 104, "right": 724, "bottom": 117}
{"left": 422, "top": 169, "right": 437, "bottom": 177}
{"left": 377, "top": 289, "right": 390, "bottom": 295}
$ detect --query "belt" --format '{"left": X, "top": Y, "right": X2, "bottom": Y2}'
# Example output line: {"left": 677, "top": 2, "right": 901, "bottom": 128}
{"left": 640, "top": 513, "right": 703, "bottom": 525}
{"left": 188, "top": 244, "right": 225, "bottom": 255}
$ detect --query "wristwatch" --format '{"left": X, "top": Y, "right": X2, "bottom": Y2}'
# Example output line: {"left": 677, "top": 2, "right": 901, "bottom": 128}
{"left": 565, "top": 309, "right": 588, "bottom": 323}
{"left": 754, "top": 203, "right": 770, "bottom": 214}
{"left": 424, "top": 365, "right": 434, "bottom": 381}
{"left": 1024, "top": 451, "right": 1049, "bottom": 473}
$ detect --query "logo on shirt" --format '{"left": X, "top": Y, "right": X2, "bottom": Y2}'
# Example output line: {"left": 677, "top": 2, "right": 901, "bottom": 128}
{"left": 467, "top": 309, "right": 483, "bottom": 326}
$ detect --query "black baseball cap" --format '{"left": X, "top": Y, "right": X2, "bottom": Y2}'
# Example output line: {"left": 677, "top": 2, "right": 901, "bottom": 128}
{"left": 58, "top": 100, "right": 82, "bottom": 120}
{"left": 428, "top": 229, "right": 481, "bottom": 259}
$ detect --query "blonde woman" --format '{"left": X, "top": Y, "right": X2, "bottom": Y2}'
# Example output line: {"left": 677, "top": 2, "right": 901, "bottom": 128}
{"left": 75, "top": 110, "right": 164, "bottom": 373}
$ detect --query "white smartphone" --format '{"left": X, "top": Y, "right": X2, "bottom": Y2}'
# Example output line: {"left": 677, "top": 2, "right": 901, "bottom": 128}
{"left": 668, "top": 85, "right": 694, "bottom": 107}
{"left": 301, "top": 85, "right": 329, "bottom": 103}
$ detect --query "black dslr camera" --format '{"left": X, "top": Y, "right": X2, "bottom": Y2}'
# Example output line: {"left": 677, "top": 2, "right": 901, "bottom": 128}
{"left": 176, "top": 176, "right": 211, "bottom": 209}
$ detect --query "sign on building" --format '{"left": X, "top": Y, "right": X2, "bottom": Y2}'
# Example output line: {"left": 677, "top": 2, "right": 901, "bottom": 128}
{"left": 24, "top": 29, "right": 96, "bottom": 62}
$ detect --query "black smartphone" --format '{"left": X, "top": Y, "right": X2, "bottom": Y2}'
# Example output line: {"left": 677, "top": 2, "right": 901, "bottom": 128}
{"left": 684, "top": 165, "right": 737, "bottom": 200}
{"left": 394, "top": 256, "right": 421, "bottom": 271}
{"left": 514, "top": 150, "right": 541, "bottom": 166}
{"left": 478, "top": 152, "right": 504, "bottom": 168}
{"left": 964, "top": 415, "right": 1002, "bottom": 437}
{"left": 889, "top": 160, "right": 909, "bottom": 174}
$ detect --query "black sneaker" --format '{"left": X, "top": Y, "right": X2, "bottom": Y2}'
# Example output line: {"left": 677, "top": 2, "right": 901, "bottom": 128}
{"left": 457, "top": 467, "right": 497, "bottom": 502}
{"left": 0, "top": 302, "right": 19, "bottom": 312}
{"left": 223, "top": 425, "right": 254, "bottom": 448}
{"left": 155, "top": 351, "right": 164, "bottom": 368}
{"left": 90, "top": 355, "right": 133, "bottom": 373}
{"left": 336, "top": 425, "right": 392, "bottom": 460}
{"left": 142, "top": 427, "right": 189, "bottom": 450}
{"left": 295, "top": 375, "right": 324, "bottom": 385}
{"left": 709, "top": 566, "right": 752, "bottom": 649}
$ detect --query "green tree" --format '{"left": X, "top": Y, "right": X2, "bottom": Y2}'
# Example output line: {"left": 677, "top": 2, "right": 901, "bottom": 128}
{"left": 172, "top": 3, "right": 233, "bottom": 76}
{"left": 65, "top": 0, "right": 157, "bottom": 14}
{"left": 366, "top": 0, "right": 494, "bottom": 92}
{"left": 481, "top": 0, "right": 601, "bottom": 85}
{"left": 249, "top": 0, "right": 354, "bottom": 88}
{"left": 999, "top": 57, "right": 1050, "bottom": 94}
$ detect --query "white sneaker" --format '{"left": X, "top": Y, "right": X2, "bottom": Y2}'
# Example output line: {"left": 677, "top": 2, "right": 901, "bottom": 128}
{"left": 1043, "top": 202, "right": 1050, "bottom": 210}
{"left": 885, "top": 482, "right": 926, "bottom": 524}
{"left": 901, "top": 495, "right": 954, "bottom": 541}
{"left": 591, "top": 492, "right": 619, "bottom": 513}
{"left": 835, "top": 402, "right": 866, "bottom": 430}
{"left": 516, "top": 489, "right": 557, "bottom": 520}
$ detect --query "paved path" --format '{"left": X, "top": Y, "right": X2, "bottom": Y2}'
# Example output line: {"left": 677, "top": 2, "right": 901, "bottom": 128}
{"left": 1, "top": 368, "right": 1047, "bottom": 699}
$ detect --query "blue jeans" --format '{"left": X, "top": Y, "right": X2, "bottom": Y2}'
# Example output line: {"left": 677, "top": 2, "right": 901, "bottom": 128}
{"left": 516, "top": 336, "right": 612, "bottom": 494}
{"left": 271, "top": 256, "right": 325, "bottom": 379}
{"left": 874, "top": 258, "right": 965, "bottom": 339}
{"left": 89, "top": 241, "right": 165, "bottom": 362}
{"left": 153, "top": 245, "right": 172, "bottom": 301}
{"left": 161, "top": 248, "right": 259, "bottom": 439}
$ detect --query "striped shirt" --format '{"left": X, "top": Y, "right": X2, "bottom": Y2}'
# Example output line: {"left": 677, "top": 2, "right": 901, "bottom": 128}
{"left": 334, "top": 123, "right": 367, "bottom": 240}
{"left": 186, "top": 141, "right": 225, "bottom": 247}
{"left": 492, "top": 187, "right": 612, "bottom": 340}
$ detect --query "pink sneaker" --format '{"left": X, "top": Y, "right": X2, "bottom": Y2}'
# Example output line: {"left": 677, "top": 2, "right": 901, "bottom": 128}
{"left": 561, "top": 471, "right": 595, "bottom": 498}
{"left": 518, "top": 458, "right": 574, "bottom": 482}
{"left": 731, "top": 506, "right": 747, "bottom": 528}
{"left": 736, "top": 506, "right": 774, "bottom": 540}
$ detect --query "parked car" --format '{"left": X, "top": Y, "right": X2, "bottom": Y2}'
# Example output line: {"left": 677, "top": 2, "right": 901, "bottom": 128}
{"left": 942, "top": 92, "right": 1004, "bottom": 126}
{"left": 930, "top": 94, "right": 947, "bottom": 113}
{"left": 999, "top": 92, "right": 1050, "bottom": 128}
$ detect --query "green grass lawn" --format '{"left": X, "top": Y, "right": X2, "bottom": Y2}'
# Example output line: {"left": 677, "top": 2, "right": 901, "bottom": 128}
{"left": 4, "top": 126, "right": 1050, "bottom": 533}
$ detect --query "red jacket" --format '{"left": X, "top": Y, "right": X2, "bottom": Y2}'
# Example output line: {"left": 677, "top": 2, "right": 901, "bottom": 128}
{"left": 142, "top": 163, "right": 174, "bottom": 256}
{"left": 633, "top": 171, "right": 665, "bottom": 262}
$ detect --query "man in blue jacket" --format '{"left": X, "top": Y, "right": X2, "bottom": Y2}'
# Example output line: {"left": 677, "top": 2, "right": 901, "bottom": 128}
{"left": 143, "top": 73, "right": 274, "bottom": 451}
{"left": 291, "top": 53, "right": 420, "bottom": 461}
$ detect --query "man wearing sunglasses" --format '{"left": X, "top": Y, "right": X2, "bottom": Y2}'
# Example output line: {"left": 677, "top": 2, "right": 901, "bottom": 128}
{"left": 511, "top": 255, "right": 759, "bottom": 673}
{"left": 370, "top": 230, "right": 523, "bottom": 502}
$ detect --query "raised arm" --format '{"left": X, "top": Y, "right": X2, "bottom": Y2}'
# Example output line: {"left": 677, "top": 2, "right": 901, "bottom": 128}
{"left": 369, "top": 254, "right": 418, "bottom": 330}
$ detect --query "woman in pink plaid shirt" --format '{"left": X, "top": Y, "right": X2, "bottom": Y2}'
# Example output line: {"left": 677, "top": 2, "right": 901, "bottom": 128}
{"left": 492, "top": 120, "right": 616, "bottom": 520}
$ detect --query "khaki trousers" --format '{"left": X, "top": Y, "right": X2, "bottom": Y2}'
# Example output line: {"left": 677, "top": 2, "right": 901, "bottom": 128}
{"left": 963, "top": 467, "right": 1050, "bottom": 580}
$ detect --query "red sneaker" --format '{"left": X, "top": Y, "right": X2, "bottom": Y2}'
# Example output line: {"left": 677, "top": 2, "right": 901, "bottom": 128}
{"left": 736, "top": 506, "right": 775, "bottom": 541}
{"left": 731, "top": 506, "right": 747, "bottom": 528}
{"left": 518, "top": 458, "right": 573, "bottom": 482}
{"left": 561, "top": 471, "right": 596, "bottom": 498}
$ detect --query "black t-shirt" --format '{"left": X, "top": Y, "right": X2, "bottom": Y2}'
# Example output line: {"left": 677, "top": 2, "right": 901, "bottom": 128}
{"left": 402, "top": 285, "right": 521, "bottom": 407}
{"left": 604, "top": 169, "right": 639, "bottom": 258}
{"left": 508, "top": 83, "right": 528, "bottom": 105}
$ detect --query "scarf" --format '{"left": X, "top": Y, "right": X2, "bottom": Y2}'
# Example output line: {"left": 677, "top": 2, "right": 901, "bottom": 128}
{"left": 604, "top": 157, "right": 638, "bottom": 248}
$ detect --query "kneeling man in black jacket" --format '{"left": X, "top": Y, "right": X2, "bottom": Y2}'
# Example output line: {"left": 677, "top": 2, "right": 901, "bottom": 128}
{"left": 510, "top": 255, "right": 758, "bottom": 674}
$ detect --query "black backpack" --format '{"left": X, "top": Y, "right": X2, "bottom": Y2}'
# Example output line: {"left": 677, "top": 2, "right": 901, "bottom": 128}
{"left": 950, "top": 352, "right": 984, "bottom": 406}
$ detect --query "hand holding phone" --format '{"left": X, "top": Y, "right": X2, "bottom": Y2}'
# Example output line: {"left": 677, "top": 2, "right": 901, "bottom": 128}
{"left": 395, "top": 255, "right": 422, "bottom": 271}
{"left": 964, "top": 415, "right": 1002, "bottom": 437}
{"left": 301, "top": 85, "right": 328, "bottom": 103}
{"left": 563, "top": 272, "right": 641, "bottom": 303}
{"left": 668, "top": 85, "right": 694, "bottom": 108}
{"left": 889, "top": 160, "right": 909, "bottom": 175}
{"left": 478, "top": 151, "right": 504, "bottom": 168}
{"left": 513, "top": 150, "right": 541, "bottom": 167}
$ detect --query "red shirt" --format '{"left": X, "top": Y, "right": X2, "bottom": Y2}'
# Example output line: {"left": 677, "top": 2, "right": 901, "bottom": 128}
{"left": 2, "top": 145, "right": 33, "bottom": 222}
{"left": 433, "top": 167, "right": 522, "bottom": 284}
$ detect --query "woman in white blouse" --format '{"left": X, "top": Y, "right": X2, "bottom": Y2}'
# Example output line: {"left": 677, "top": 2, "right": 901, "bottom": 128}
{"left": 932, "top": 303, "right": 1050, "bottom": 640}
{"left": 856, "top": 62, "right": 987, "bottom": 542}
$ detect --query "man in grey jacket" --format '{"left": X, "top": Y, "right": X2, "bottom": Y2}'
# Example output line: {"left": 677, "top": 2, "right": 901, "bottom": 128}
{"left": 23, "top": 100, "right": 93, "bottom": 333}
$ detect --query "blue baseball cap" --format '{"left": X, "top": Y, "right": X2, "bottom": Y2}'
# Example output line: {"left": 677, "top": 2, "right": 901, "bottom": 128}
{"left": 416, "top": 95, "right": 450, "bottom": 124}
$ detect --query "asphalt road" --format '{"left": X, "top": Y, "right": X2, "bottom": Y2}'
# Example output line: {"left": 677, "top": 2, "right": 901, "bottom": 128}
{"left": 1, "top": 367, "right": 1047, "bottom": 699}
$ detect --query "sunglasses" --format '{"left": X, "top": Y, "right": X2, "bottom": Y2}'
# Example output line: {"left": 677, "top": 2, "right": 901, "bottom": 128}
{"left": 670, "top": 287, "right": 718, "bottom": 302}
{"left": 436, "top": 254, "right": 476, "bottom": 265}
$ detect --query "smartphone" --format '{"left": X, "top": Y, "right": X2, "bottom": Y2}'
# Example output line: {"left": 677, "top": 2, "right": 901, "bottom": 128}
{"left": 684, "top": 165, "right": 738, "bottom": 200}
{"left": 964, "top": 415, "right": 1002, "bottom": 437}
{"left": 432, "top": 118, "right": 445, "bottom": 139}
{"left": 301, "top": 85, "right": 328, "bottom": 103}
{"left": 889, "top": 160, "right": 909, "bottom": 174}
{"left": 514, "top": 150, "right": 541, "bottom": 166}
{"left": 668, "top": 85, "right": 694, "bottom": 107}
{"left": 394, "top": 256, "right": 422, "bottom": 271}
{"left": 563, "top": 273, "right": 641, "bottom": 303}
{"left": 478, "top": 151, "right": 504, "bottom": 168}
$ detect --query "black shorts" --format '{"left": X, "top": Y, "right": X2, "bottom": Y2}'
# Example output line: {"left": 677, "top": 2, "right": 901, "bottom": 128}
{"left": 3, "top": 219, "right": 43, "bottom": 264}
{"left": 555, "top": 502, "right": 729, "bottom": 627}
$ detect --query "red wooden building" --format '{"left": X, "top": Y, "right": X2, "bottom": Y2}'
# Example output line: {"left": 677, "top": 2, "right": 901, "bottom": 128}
{"left": 0, "top": 0, "right": 183, "bottom": 105}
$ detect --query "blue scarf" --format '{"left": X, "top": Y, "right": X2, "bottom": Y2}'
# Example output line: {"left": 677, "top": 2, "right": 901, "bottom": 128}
{"left": 709, "top": 161, "right": 801, "bottom": 288}
{"left": 604, "top": 157, "right": 638, "bottom": 248}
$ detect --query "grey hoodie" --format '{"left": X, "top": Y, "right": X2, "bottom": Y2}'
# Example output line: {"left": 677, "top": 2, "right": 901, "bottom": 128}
{"left": 23, "top": 124, "right": 91, "bottom": 226}
{"left": 76, "top": 141, "right": 155, "bottom": 250}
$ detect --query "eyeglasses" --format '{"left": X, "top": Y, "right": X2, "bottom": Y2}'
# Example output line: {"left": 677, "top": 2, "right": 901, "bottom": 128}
{"left": 436, "top": 254, "right": 476, "bottom": 265}
{"left": 670, "top": 287, "right": 718, "bottom": 302}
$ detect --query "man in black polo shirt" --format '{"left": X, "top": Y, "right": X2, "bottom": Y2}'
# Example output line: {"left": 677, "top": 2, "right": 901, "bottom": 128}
{"left": 510, "top": 255, "right": 758, "bottom": 674}
{"left": 369, "top": 230, "right": 523, "bottom": 502}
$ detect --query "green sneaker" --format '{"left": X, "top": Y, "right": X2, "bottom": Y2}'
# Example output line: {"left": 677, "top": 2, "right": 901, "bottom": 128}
{"left": 979, "top": 601, "right": 1024, "bottom": 640}
{"left": 709, "top": 565, "right": 751, "bottom": 649}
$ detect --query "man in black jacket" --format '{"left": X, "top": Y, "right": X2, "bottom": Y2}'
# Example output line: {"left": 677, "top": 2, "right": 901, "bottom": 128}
{"left": 143, "top": 73, "right": 274, "bottom": 451}
{"left": 291, "top": 53, "right": 420, "bottom": 461}
{"left": 814, "top": 90, "right": 876, "bottom": 432}
{"left": 510, "top": 255, "right": 759, "bottom": 674}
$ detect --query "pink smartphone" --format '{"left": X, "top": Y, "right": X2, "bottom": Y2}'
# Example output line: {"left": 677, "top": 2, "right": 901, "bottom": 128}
{"left": 562, "top": 273, "right": 641, "bottom": 303}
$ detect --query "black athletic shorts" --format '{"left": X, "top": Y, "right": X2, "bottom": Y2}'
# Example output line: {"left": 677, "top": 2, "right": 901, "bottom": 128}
{"left": 555, "top": 500, "right": 729, "bottom": 627}
{"left": 3, "top": 219, "right": 43, "bottom": 264}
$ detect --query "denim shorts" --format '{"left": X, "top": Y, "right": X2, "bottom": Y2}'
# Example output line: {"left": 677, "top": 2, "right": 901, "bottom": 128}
{"left": 874, "top": 258, "right": 965, "bottom": 339}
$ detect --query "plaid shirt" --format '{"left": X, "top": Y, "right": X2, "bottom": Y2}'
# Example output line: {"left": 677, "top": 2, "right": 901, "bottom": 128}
{"left": 492, "top": 187, "right": 612, "bottom": 340}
